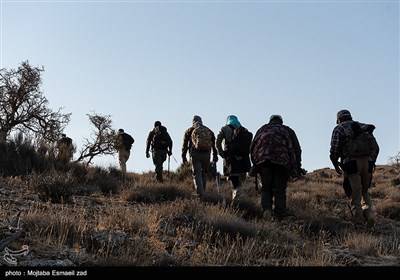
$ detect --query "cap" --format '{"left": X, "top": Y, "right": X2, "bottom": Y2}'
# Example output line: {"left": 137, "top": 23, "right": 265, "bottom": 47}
{"left": 154, "top": 121, "right": 161, "bottom": 127}
{"left": 337, "top": 110, "right": 352, "bottom": 119}
{"left": 269, "top": 114, "right": 283, "bottom": 123}
{"left": 118, "top": 129, "right": 124, "bottom": 134}
{"left": 192, "top": 115, "right": 203, "bottom": 126}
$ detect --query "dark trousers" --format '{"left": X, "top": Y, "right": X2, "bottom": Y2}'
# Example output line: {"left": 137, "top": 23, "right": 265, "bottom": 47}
{"left": 152, "top": 150, "right": 167, "bottom": 182}
{"left": 258, "top": 162, "right": 289, "bottom": 218}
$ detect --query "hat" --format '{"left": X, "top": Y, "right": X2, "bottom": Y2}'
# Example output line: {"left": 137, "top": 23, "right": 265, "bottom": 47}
{"left": 226, "top": 115, "right": 241, "bottom": 129}
{"left": 154, "top": 121, "right": 161, "bottom": 127}
{"left": 269, "top": 114, "right": 283, "bottom": 123}
{"left": 192, "top": 115, "right": 203, "bottom": 126}
{"left": 337, "top": 110, "right": 352, "bottom": 119}
{"left": 118, "top": 128, "right": 124, "bottom": 134}
{"left": 61, "top": 134, "right": 66, "bottom": 138}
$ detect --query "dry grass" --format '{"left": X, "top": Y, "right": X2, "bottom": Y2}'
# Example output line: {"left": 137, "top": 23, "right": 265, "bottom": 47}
{"left": 1, "top": 162, "right": 400, "bottom": 268}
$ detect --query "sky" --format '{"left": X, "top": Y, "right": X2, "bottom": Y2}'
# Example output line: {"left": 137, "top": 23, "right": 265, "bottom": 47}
{"left": 0, "top": 0, "right": 399, "bottom": 174}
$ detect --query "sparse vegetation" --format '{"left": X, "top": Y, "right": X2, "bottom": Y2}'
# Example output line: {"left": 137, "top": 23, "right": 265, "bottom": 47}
{"left": 1, "top": 147, "right": 400, "bottom": 267}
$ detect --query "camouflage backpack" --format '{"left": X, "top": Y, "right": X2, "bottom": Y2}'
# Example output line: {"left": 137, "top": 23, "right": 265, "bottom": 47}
{"left": 191, "top": 124, "right": 213, "bottom": 151}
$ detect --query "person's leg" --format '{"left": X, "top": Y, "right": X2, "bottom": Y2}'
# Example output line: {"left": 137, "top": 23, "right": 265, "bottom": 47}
{"left": 191, "top": 153, "right": 204, "bottom": 196}
{"left": 360, "top": 157, "right": 374, "bottom": 228}
{"left": 153, "top": 151, "right": 166, "bottom": 182}
{"left": 119, "top": 150, "right": 127, "bottom": 174}
{"left": 230, "top": 175, "right": 241, "bottom": 201}
{"left": 258, "top": 163, "right": 274, "bottom": 215}
{"left": 272, "top": 164, "right": 289, "bottom": 219}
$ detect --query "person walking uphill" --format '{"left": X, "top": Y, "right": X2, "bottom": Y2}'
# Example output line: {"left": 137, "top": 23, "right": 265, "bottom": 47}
{"left": 114, "top": 128, "right": 135, "bottom": 176}
{"left": 182, "top": 115, "right": 218, "bottom": 198}
{"left": 56, "top": 133, "right": 74, "bottom": 163}
{"left": 216, "top": 115, "right": 252, "bottom": 202}
{"left": 329, "top": 109, "right": 379, "bottom": 230}
{"left": 250, "top": 115, "right": 299, "bottom": 221}
{"left": 146, "top": 121, "right": 173, "bottom": 183}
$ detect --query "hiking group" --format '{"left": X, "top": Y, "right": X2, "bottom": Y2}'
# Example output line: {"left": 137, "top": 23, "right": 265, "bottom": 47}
{"left": 96, "top": 109, "right": 380, "bottom": 230}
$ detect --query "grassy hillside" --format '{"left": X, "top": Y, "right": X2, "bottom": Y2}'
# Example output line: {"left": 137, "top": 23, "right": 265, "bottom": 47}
{"left": 0, "top": 161, "right": 399, "bottom": 269}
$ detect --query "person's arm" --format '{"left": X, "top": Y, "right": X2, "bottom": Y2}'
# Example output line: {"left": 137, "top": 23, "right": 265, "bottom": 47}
{"left": 145, "top": 131, "right": 153, "bottom": 156}
{"left": 181, "top": 128, "right": 191, "bottom": 163}
{"left": 329, "top": 127, "right": 342, "bottom": 175}
{"left": 167, "top": 132, "right": 173, "bottom": 156}
{"left": 216, "top": 127, "right": 225, "bottom": 158}
{"left": 211, "top": 133, "right": 218, "bottom": 163}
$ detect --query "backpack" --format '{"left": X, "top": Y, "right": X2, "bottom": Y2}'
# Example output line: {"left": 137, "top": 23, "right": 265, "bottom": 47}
{"left": 191, "top": 124, "right": 213, "bottom": 151}
{"left": 347, "top": 122, "right": 379, "bottom": 157}
{"left": 225, "top": 126, "right": 253, "bottom": 174}
{"left": 152, "top": 126, "right": 170, "bottom": 150}
{"left": 121, "top": 133, "right": 134, "bottom": 150}
{"left": 229, "top": 127, "right": 253, "bottom": 156}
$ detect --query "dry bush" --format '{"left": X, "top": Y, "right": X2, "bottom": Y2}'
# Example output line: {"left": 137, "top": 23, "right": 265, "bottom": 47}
{"left": 28, "top": 169, "right": 78, "bottom": 203}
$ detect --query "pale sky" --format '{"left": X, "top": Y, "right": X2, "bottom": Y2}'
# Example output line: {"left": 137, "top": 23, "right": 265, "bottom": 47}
{"left": 1, "top": 0, "right": 399, "bottom": 174}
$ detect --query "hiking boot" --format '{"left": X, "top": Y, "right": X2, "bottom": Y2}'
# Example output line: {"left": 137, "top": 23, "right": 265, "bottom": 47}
{"left": 366, "top": 216, "right": 375, "bottom": 229}
{"left": 354, "top": 222, "right": 365, "bottom": 231}
{"left": 263, "top": 210, "right": 273, "bottom": 221}
{"left": 232, "top": 187, "right": 242, "bottom": 201}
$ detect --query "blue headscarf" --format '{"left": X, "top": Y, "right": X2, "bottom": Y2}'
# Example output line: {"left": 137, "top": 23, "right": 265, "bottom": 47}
{"left": 226, "top": 115, "right": 241, "bottom": 129}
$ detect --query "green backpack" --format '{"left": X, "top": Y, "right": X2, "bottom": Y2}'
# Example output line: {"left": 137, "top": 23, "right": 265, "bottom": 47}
{"left": 347, "top": 122, "right": 379, "bottom": 157}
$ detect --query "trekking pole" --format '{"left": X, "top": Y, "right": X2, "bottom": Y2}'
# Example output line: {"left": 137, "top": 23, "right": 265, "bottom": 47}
{"left": 168, "top": 155, "right": 170, "bottom": 176}
{"left": 171, "top": 154, "right": 178, "bottom": 163}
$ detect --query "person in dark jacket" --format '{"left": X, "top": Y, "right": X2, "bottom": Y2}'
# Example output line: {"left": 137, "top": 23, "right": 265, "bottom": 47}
{"left": 114, "top": 128, "right": 134, "bottom": 175}
{"left": 250, "top": 115, "right": 299, "bottom": 221}
{"left": 330, "top": 109, "right": 379, "bottom": 230}
{"left": 146, "top": 121, "right": 173, "bottom": 183}
{"left": 216, "top": 115, "right": 252, "bottom": 202}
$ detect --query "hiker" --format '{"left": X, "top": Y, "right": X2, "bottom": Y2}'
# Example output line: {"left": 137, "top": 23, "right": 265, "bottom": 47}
{"left": 114, "top": 128, "right": 135, "bottom": 175}
{"left": 216, "top": 115, "right": 253, "bottom": 201}
{"left": 250, "top": 114, "right": 299, "bottom": 221}
{"left": 56, "top": 133, "right": 74, "bottom": 163}
{"left": 146, "top": 121, "right": 173, "bottom": 183}
{"left": 181, "top": 115, "right": 218, "bottom": 198}
{"left": 329, "top": 109, "right": 379, "bottom": 230}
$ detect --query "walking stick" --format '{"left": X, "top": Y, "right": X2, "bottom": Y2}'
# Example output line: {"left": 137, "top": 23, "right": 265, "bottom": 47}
{"left": 168, "top": 154, "right": 170, "bottom": 176}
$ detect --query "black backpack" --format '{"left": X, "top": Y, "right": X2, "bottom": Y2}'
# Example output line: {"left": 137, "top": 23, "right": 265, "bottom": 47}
{"left": 229, "top": 126, "right": 253, "bottom": 156}
{"left": 152, "top": 126, "right": 171, "bottom": 150}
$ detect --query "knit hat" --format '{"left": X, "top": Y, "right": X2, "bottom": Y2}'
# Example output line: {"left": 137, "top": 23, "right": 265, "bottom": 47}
{"left": 192, "top": 115, "right": 203, "bottom": 126}
{"left": 269, "top": 114, "right": 283, "bottom": 123}
{"left": 337, "top": 109, "right": 352, "bottom": 119}
{"left": 154, "top": 121, "right": 161, "bottom": 127}
{"left": 226, "top": 115, "right": 241, "bottom": 129}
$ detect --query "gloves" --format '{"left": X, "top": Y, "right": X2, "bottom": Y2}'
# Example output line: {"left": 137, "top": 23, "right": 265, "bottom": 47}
{"left": 333, "top": 162, "right": 342, "bottom": 175}
{"left": 330, "top": 155, "right": 342, "bottom": 175}
{"left": 146, "top": 152, "right": 150, "bottom": 158}
{"left": 168, "top": 151, "right": 172, "bottom": 156}
{"left": 248, "top": 165, "right": 258, "bottom": 177}
{"left": 299, "top": 168, "right": 307, "bottom": 176}
{"left": 212, "top": 155, "right": 218, "bottom": 163}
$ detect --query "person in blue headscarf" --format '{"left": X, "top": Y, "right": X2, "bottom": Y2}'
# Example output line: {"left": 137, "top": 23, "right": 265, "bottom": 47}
{"left": 216, "top": 115, "right": 253, "bottom": 202}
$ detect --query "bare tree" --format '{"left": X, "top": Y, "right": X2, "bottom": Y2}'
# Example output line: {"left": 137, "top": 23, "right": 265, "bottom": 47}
{"left": 75, "top": 113, "right": 117, "bottom": 166}
{"left": 0, "top": 61, "right": 71, "bottom": 142}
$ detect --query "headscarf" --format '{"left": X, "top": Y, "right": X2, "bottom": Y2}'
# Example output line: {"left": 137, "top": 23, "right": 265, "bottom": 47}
{"left": 226, "top": 115, "right": 241, "bottom": 129}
